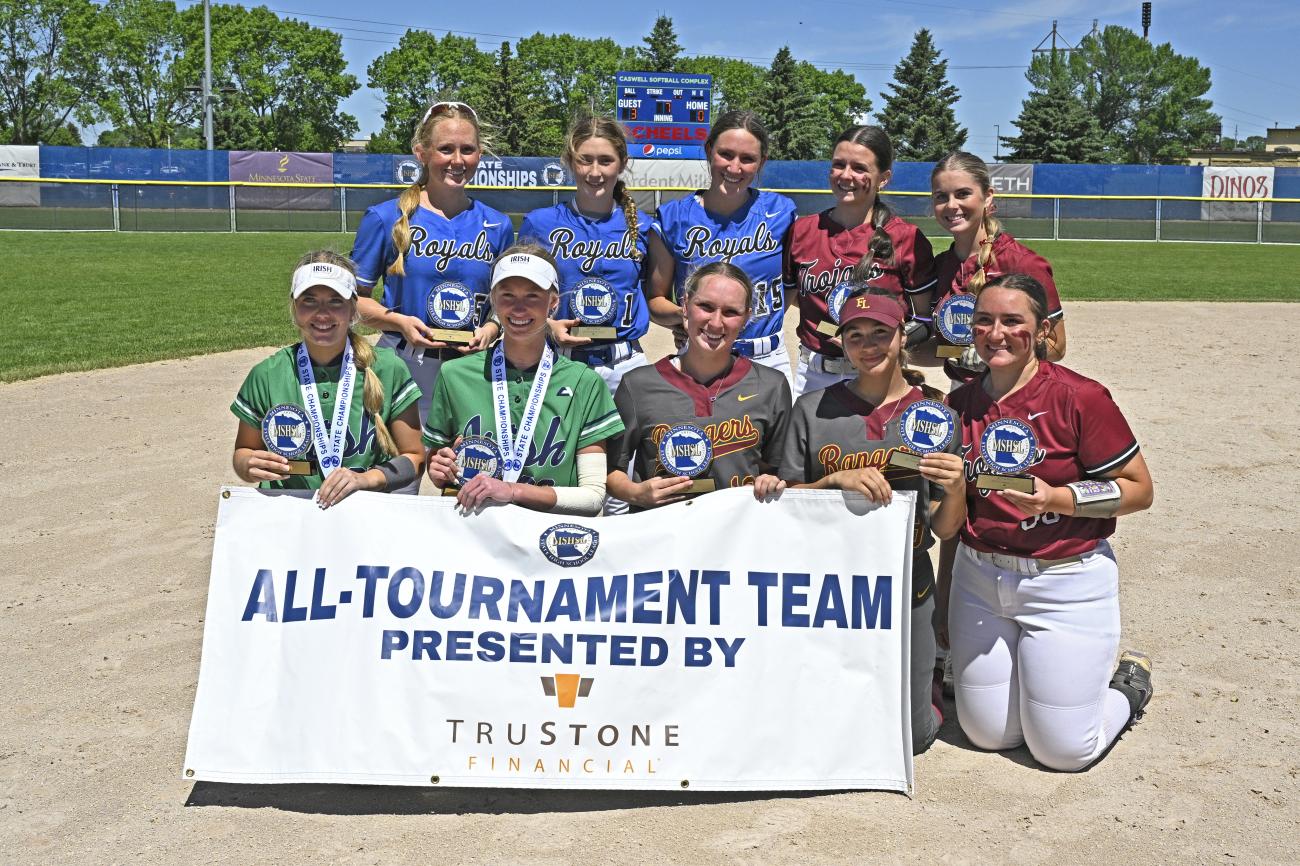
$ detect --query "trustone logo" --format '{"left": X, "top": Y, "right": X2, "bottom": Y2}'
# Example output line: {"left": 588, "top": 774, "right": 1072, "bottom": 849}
{"left": 540, "top": 673, "right": 594, "bottom": 708}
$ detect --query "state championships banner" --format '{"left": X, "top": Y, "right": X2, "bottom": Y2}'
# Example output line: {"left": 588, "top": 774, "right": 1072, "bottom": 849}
{"left": 184, "top": 487, "right": 916, "bottom": 792}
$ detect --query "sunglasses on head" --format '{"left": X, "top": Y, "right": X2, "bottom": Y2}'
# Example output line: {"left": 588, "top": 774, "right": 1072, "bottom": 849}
{"left": 420, "top": 101, "right": 479, "bottom": 127}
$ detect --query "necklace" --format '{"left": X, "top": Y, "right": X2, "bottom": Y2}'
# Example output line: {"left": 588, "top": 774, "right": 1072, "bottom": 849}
{"left": 676, "top": 355, "right": 735, "bottom": 406}
{"left": 849, "top": 378, "right": 909, "bottom": 432}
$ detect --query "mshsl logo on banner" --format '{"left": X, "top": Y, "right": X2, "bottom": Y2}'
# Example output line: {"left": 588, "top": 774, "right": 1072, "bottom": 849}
{"left": 183, "top": 487, "right": 916, "bottom": 793}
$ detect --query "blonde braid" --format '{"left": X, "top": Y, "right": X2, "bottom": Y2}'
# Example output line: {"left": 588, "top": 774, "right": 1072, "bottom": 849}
{"left": 615, "top": 180, "right": 643, "bottom": 262}
{"left": 970, "top": 208, "right": 1001, "bottom": 294}
{"left": 387, "top": 182, "right": 423, "bottom": 278}
{"left": 349, "top": 332, "right": 398, "bottom": 458}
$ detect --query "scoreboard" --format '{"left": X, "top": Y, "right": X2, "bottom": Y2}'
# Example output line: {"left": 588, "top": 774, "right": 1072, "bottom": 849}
{"left": 615, "top": 71, "right": 712, "bottom": 159}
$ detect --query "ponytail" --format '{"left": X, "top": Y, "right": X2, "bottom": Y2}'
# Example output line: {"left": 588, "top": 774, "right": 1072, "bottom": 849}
{"left": 349, "top": 331, "right": 398, "bottom": 458}
{"left": 390, "top": 100, "right": 485, "bottom": 278}
{"left": 867, "top": 198, "right": 897, "bottom": 270}
{"left": 563, "top": 115, "right": 642, "bottom": 262}
{"left": 614, "top": 180, "right": 643, "bottom": 262}
{"left": 387, "top": 181, "right": 423, "bottom": 278}
{"left": 969, "top": 208, "right": 1001, "bottom": 294}
{"left": 931, "top": 151, "right": 1001, "bottom": 294}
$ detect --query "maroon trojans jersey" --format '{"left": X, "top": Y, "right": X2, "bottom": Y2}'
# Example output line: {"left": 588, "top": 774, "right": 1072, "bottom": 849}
{"left": 948, "top": 362, "right": 1139, "bottom": 559}
{"left": 786, "top": 210, "right": 936, "bottom": 356}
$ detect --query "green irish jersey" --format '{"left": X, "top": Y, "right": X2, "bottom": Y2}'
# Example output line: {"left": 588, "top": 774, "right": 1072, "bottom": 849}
{"left": 423, "top": 350, "right": 625, "bottom": 487}
{"left": 231, "top": 343, "right": 421, "bottom": 490}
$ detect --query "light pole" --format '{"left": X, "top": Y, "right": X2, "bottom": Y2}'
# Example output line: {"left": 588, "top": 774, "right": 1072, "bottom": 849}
{"left": 203, "top": 0, "right": 213, "bottom": 150}
{"left": 994, "top": 124, "right": 1001, "bottom": 162}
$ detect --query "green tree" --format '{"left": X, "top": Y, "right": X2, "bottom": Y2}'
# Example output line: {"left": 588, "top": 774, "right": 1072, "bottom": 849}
{"left": 480, "top": 41, "right": 548, "bottom": 156}
{"left": 637, "top": 15, "right": 680, "bottom": 73}
{"left": 0, "top": 0, "right": 102, "bottom": 144}
{"left": 798, "top": 62, "right": 871, "bottom": 150}
{"left": 177, "top": 5, "right": 358, "bottom": 152}
{"left": 1219, "top": 135, "right": 1265, "bottom": 152}
{"left": 366, "top": 30, "right": 493, "bottom": 153}
{"left": 515, "top": 33, "right": 634, "bottom": 152}
{"left": 877, "top": 29, "right": 967, "bottom": 160}
{"left": 1003, "top": 61, "right": 1107, "bottom": 163}
{"left": 89, "top": 0, "right": 196, "bottom": 149}
{"left": 755, "top": 47, "right": 820, "bottom": 159}
{"left": 677, "top": 55, "right": 765, "bottom": 114}
{"left": 1034, "top": 25, "right": 1218, "bottom": 163}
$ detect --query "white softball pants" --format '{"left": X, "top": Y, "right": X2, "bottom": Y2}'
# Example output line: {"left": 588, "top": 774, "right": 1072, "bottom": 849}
{"left": 949, "top": 540, "right": 1133, "bottom": 771}
{"left": 583, "top": 349, "right": 649, "bottom": 516}
{"left": 794, "top": 349, "right": 855, "bottom": 397}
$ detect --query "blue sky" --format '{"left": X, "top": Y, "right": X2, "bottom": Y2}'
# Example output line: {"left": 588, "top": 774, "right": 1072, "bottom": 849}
{"left": 179, "top": 0, "right": 1298, "bottom": 158}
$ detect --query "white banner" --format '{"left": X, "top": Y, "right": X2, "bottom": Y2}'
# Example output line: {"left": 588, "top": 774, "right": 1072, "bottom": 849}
{"left": 625, "top": 158, "right": 710, "bottom": 211}
{"left": 184, "top": 487, "right": 915, "bottom": 792}
{"left": 0, "top": 145, "right": 40, "bottom": 206}
{"left": 1202, "top": 166, "right": 1273, "bottom": 221}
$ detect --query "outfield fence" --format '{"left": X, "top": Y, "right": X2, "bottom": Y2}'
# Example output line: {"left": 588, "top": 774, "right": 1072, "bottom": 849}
{"left": 1, "top": 177, "right": 1299, "bottom": 245}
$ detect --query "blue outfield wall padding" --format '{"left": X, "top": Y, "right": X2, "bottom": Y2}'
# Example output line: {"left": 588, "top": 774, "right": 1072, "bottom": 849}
{"left": 39, "top": 145, "right": 231, "bottom": 181}
{"left": 25, "top": 146, "right": 1300, "bottom": 231}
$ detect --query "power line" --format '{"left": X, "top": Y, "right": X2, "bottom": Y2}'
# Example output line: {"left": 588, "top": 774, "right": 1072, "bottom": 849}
{"left": 1204, "top": 59, "right": 1298, "bottom": 95}
{"left": 1214, "top": 103, "right": 1279, "bottom": 124}
{"left": 264, "top": 8, "right": 525, "bottom": 42}
{"left": 809, "top": 0, "right": 1106, "bottom": 25}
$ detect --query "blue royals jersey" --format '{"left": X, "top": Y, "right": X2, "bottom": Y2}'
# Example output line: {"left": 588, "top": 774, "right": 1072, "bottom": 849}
{"left": 351, "top": 197, "right": 515, "bottom": 328}
{"left": 651, "top": 188, "right": 797, "bottom": 341}
{"left": 519, "top": 202, "right": 652, "bottom": 343}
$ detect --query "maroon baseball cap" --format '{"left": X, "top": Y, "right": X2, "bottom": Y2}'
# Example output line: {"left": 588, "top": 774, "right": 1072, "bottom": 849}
{"left": 837, "top": 293, "right": 906, "bottom": 333}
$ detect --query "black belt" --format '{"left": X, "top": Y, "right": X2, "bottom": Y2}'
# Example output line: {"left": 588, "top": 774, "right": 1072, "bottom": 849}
{"left": 570, "top": 339, "right": 642, "bottom": 367}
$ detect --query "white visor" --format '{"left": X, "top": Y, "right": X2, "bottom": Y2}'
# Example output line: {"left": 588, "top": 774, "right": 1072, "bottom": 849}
{"left": 491, "top": 253, "right": 559, "bottom": 292}
{"left": 291, "top": 262, "right": 357, "bottom": 299}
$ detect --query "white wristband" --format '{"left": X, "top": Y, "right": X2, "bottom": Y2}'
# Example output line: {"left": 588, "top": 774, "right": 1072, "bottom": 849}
{"left": 1067, "top": 479, "right": 1122, "bottom": 518}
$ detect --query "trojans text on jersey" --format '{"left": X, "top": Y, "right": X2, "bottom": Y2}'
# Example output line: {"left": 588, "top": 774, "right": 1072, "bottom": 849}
{"left": 797, "top": 258, "right": 884, "bottom": 296}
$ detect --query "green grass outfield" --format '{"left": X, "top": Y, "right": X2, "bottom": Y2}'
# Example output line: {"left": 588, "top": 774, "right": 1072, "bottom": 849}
{"left": 1, "top": 231, "right": 1296, "bottom": 382}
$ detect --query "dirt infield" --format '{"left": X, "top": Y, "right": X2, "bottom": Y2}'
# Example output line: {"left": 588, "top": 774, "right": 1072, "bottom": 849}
{"left": 1, "top": 302, "right": 1297, "bottom": 864}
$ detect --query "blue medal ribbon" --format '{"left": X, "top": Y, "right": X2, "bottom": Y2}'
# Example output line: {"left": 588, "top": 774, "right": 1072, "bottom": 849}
{"left": 490, "top": 342, "right": 553, "bottom": 483}
{"left": 295, "top": 340, "right": 356, "bottom": 478}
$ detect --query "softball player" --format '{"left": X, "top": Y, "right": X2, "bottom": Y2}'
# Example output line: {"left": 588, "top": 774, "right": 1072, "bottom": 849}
{"left": 520, "top": 116, "right": 652, "bottom": 394}
{"left": 941, "top": 273, "right": 1154, "bottom": 772}
{"left": 351, "top": 101, "right": 515, "bottom": 426}
{"left": 781, "top": 286, "right": 965, "bottom": 753}
{"left": 645, "top": 110, "right": 797, "bottom": 385}
{"left": 423, "top": 244, "right": 625, "bottom": 516}
{"left": 607, "top": 261, "right": 790, "bottom": 511}
{"left": 786, "top": 126, "right": 937, "bottom": 395}
{"left": 928, "top": 151, "right": 1065, "bottom": 385}
{"left": 231, "top": 251, "right": 424, "bottom": 507}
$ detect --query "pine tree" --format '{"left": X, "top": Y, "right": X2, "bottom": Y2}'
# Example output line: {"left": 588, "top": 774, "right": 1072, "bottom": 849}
{"left": 638, "top": 15, "right": 680, "bottom": 73}
{"left": 1003, "top": 62, "right": 1107, "bottom": 163}
{"left": 755, "top": 47, "right": 820, "bottom": 160}
{"left": 877, "top": 29, "right": 967, "bottom": 160}
{"left": 480, "top": 41, "right": 549, "bottom": 156}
